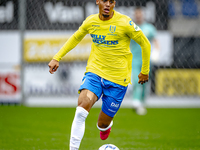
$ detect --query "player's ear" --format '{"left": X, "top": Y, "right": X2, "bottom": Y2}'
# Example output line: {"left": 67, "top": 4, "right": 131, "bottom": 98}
{"left": 96, "top": 0, "right": 99, "bottom": 5}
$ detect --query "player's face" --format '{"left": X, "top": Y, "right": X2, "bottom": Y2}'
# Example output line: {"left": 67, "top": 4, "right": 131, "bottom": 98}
{"left": 134, "top": 9, "right": 144, "bottom": 25}
{"left": 96, "top": 0, "right": 116, "bottom": 20}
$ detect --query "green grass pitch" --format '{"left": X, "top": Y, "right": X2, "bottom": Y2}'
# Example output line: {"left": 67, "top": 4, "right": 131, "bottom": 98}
{"left": 0, "top": 106, "right": 200, "bottom": 150}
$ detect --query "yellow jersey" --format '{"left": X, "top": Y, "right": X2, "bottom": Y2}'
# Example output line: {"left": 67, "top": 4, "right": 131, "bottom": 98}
{"left": 53, "top": 10, "right": 151, "bottom": 86}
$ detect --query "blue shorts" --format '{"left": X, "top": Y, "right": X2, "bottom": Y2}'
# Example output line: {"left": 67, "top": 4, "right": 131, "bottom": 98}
{"left": 79, "top": 72, "right": 128, "bottom": 117}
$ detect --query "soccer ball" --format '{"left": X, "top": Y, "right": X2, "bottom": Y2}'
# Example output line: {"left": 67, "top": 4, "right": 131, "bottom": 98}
{"left": 99, "top": 144, "right": 119, "bottom": 150}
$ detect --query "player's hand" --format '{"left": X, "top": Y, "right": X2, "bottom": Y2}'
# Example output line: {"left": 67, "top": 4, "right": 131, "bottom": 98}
{"left": 138, "top": 72, "right": 149, "bottom": 85}
{"left": 48, "top": 59, "right": 59, "bottom": 74}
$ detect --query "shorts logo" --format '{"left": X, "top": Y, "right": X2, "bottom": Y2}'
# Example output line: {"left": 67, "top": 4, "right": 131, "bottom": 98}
{"left": 109, "top": 25, "right": 116, "bottom": 33}
{"left": 111, "top": 102, "right": 119, "bottom": 108}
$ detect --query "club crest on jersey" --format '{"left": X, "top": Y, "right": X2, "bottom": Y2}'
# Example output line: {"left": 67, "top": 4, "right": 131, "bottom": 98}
{"left": 109, "top": 25, "right": 116, "bottom": 33}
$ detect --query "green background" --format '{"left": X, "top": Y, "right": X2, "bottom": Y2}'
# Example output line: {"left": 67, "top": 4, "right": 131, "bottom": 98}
{"left": 0, "top": 106, "right": 200, "bottom": 150}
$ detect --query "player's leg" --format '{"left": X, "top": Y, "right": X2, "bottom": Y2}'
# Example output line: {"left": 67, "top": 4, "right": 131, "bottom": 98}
{"left": 70, "top": 89, "right": 97, "bottom": 150}
{"left": 138, "top": 65, "right": 153, "bottom": 115}
{"left": 70, "top": 72, "right": 103, "bottom": 150}
{"left": 97, "top": 110, "right": 113, "bottom": 140}
{"left": 98, "top": 110, "right": 113, "bottom": 128}
{"left": 141, "top": 64, "right": 153, "bottom": 103}
{"left": 132, "top": 63, "right": 143, "bottom": 107}
{"left": 135, "top": 84, "right": 147, "bottom": 115}
{"left": 78, "top": 89, "right": 98, "bottom": 112}
{"left": 97, "top": 78, "right": 127, "bottom": 140}
{"left": 132, "top": 62, "right": 147, "bottom": 115}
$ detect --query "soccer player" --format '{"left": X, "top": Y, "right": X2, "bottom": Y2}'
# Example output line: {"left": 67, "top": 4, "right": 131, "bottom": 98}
{"left": 48, "top": 0, "right": 151, "bottom": 150}
{"left": 130, "top": 7, "right": 160, "bottom": 115}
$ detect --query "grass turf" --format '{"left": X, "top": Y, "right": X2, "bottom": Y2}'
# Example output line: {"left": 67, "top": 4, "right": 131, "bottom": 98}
{"left": 0, "top": 106, "right": 200, "bottom": 150}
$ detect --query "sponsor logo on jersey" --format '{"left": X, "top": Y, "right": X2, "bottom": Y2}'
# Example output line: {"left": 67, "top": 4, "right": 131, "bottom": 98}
{"left": 92, "top": 25, "right": 100, "bottom": 27}
{"left": 111, "top": 102, "right": 119, "bottom": 108}
{"left": 129, "top": 21, "right": 133, "bottom": 26}
{"left": 90, "top": 34, "right": 118, "bottom": 46}
{"left": 134, "top": 23, "right": 141, "bottom": 31}
{"left": 109, "top": 25, "right": 116, "bottom": 33}
{"left": 129, "top": 20, "right": 140, "bottom": 31}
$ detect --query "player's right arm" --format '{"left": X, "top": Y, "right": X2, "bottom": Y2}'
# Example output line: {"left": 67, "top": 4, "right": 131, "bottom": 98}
{"left": 48, "top": 18, "right": 89, "bottom": 74}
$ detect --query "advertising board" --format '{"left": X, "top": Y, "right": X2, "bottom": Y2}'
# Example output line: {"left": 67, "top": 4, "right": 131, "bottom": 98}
{"left": 24, "top": 34, "right": 92, "bottom": 62}
{"left": 156, "top": 69, "right": 200, "bottom": 96}
{"left": 0, "top": 66, "right": 21, "bottom": 103}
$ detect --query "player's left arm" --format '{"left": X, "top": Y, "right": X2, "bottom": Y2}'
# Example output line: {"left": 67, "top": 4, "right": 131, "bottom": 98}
{"left": 126, "top": 19, "right": 151, "bottom": 85}
{"left": 134, "top": 31, "right": 151, "bottom": 85}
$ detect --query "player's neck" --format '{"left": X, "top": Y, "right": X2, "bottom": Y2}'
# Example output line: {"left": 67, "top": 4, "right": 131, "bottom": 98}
{"left": 99, "top": 11, "right": 114, "bottom": 21}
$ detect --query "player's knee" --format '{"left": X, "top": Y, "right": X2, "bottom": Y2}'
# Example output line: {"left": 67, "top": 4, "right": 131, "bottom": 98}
{"left": 78, "top": 96, "right": 92, "bottom": 112}
{"left": 78, "top": 90, "right": 97, "bottom": 112}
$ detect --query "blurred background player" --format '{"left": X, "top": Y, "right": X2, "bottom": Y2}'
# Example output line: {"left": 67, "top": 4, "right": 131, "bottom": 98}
{"left": 130, "top": 7, "right": 160, "bottom": 115}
